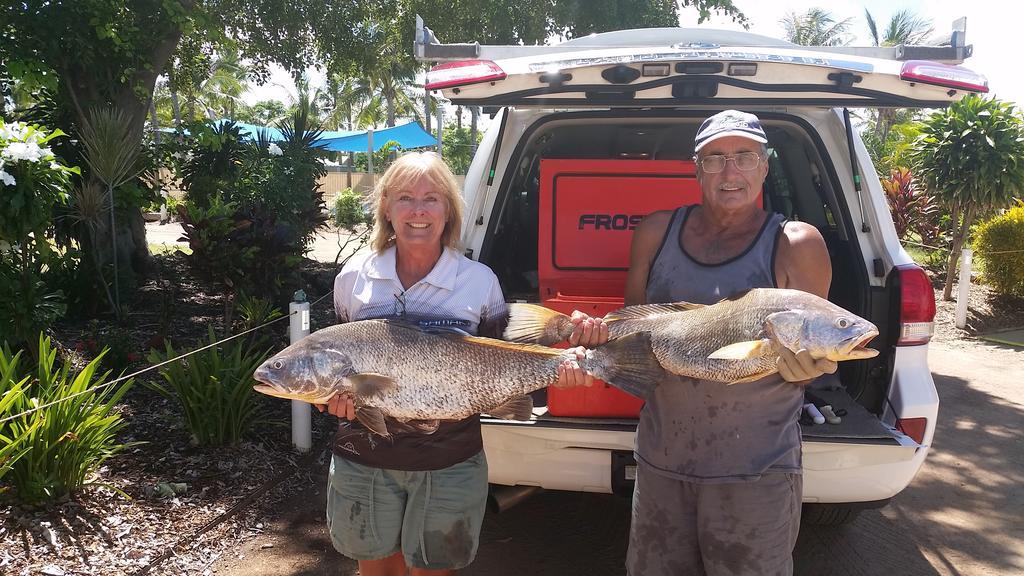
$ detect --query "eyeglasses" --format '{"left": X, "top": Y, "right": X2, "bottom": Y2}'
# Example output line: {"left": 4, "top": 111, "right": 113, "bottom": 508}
{"left": 697, "top": 152, "right": 763, "bottom": 173}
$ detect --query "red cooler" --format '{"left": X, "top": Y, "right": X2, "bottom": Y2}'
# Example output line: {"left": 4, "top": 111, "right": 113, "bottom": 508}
{"left": 538, "top": 159, "right": 702, "bottom": 417}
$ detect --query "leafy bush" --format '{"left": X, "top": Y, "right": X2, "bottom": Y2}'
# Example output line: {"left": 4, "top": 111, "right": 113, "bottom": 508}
{"left": 0, "top": 335, "right": 134, "bottom": 504}
{"left": 0, "top": 121, "right": 77, "bottom": 348}
{"left": 333, "top": 188, "right": 370, "bottom": 230}
{"left": 146, "top": 327, "right": 272, "bottom": 447}
{"left": 0, "top": 353, "right": 36, "bottom": 485}
{"left": 974, "top": 203, "right": 1024, "bottom": 297}
{"left": 75, "top": 320, "right": 140, "bottom": 376}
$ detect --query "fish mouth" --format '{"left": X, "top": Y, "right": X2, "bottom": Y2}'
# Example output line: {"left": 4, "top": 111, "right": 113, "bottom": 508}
{"left": 252, "top": 383, "right": 332, "bottom": 404}
{"left": 835, "top": 329, "right": 880, "bottom": 360}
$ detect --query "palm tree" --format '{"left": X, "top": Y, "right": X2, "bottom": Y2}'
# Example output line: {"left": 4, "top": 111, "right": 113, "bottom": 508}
{"left": 780, "top": 8, "right": 854, "bottom": 47}
{"left": 195, "top": 44, "right": 249, "bottom": 120}
{"left": 865, "top": 9, "right": 934, "bottom": 142}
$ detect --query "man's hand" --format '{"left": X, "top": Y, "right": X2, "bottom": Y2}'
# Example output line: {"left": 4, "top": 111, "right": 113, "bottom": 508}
{"left": 777, "top": 348, "right": 837, "bottom": 386}
{"left": 567, "top": 311, "right": 610, "bottom": 348}
{"left": 316, "top": 392, "right": 357, "bottom": 420}
{"left": 554, "top": 347, "right": 595, "bottom": 388}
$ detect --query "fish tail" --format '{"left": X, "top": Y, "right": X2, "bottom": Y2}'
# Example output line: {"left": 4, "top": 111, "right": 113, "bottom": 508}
{"left": 504, "top": 303, "right": 574, "bottom": 345}
{"left": 585, "top": 332, "right": 667, "bottom": 400}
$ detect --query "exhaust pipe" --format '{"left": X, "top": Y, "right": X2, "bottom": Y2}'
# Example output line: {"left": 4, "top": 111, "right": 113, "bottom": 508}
{"left": 488, "top": 485, "right": 543, "bottom": 513}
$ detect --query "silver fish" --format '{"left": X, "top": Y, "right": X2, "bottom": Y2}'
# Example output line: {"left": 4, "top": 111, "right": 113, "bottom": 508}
{"left": 504, "top": 288, "right": 880, "bottom": 387}
{"left": 252, "top": 319, "right": 663, "bottom": 437}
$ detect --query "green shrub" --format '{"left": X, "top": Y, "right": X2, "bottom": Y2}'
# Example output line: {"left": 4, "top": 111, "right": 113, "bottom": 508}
{"left": 974, "top": 203, "right": 1024, "bottom": 297}
{"left": 333, "top": 188, "right": 370, "bottom": 230}
{"left": 146, "top": 327, "right": 272, "bottom": 447}
{"left": 0, "top": 352, "right": 37, "bottom": 485}
{"left": 0, "top": 335, "right": 134, "bottom": 504}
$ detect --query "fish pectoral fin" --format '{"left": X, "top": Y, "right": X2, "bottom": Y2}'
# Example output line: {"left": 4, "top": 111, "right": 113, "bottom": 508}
{"left": 348, "top": 373, "right": 397, "bottom": 396}
{"left": 355, "top": 406, "right": 391, "bottom": 437}
{"left": 727, "top": 370, "right": 777, "bottom": 385}
{"left": 487, "top": 395, "right": 534, "bottom": 420}
{"left": 708, "top": 339, "right": 772, "bottom": 360}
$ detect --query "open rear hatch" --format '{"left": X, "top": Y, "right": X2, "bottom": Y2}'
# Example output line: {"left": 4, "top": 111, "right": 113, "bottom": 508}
{"left": 423, "top": 29, "right": 986, "bottom": 108}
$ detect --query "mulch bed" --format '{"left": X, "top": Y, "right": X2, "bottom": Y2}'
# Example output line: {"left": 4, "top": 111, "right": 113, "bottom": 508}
{"left": 2, "top": 256, "right": 1022, "bottom": 576}
{"left": 1, "top": 253, "right": 341, "bottom": 576}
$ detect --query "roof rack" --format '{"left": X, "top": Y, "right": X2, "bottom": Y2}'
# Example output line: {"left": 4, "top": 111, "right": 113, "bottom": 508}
{"left": 413, "top": 15, "right": 973, "bottom": 65}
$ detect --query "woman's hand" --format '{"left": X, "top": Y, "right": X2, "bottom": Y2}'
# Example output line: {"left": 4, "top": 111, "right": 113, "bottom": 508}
{"left": 777, "top": 348, "right": 837, "bottom": 386}
{"left": 317, "top": 392, "right": 357, "bottom": 420}
{"left": 567, "top": 311, "right": 610, "bottom": 348}
{"left": 554, "top": 347, "right": 595, "bottom": 388}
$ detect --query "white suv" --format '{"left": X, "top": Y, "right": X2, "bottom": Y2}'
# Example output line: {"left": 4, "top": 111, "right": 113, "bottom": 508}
{"left": 416, "top": 19, "right": 985, "bottom": 524}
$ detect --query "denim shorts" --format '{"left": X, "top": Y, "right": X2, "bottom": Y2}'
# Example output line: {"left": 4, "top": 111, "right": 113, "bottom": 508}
{"left": 326, "top": 451, "right": 489, "bottom": 570}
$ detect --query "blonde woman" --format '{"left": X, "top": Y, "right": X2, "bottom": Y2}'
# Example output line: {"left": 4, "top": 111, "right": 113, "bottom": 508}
{"left": 321, "top": 152, "right": 505, "bottom": 576}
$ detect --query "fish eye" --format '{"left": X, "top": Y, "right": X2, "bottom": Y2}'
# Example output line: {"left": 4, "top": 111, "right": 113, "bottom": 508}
{"left": 835, "top": 318, "right": 850, "bottom": 329}
{"left": 272, "top": 360, "right": 284, "bottom": 370}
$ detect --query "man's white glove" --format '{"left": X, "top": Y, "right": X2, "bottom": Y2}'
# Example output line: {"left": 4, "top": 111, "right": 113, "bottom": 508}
{"left": 777, "top": 348, "right": 837, "bottom": 385}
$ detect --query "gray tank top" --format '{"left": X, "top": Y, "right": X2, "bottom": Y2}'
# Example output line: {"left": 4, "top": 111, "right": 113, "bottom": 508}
{"left": 638, "top": 205, "right": 803, "bottom": 482}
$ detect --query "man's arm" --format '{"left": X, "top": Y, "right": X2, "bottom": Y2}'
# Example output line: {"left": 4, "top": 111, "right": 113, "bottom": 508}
{"left": 774, "top": 221, "right": 837, "bottom": 383}
{"left": 623, "top": 210, "right": 674, "bottom": 306}
{"left": 774, "top": 221, "right": 831, "bottom": 298}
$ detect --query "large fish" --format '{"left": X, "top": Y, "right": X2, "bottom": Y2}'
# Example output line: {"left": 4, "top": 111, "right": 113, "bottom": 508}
{"left": 252, "top": 319, "right": 664, "bottom": 437}
{"left": 503, "top": 288, "right": 879, "bottom": 388}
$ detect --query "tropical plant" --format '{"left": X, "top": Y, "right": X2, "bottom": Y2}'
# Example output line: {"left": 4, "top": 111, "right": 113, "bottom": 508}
{"left": 973, "top": 203, "right": 1024, "bottom": 297}
{"left": 882, "top": 167, "right": 941, "bottom": 244}
{"left": 76, "top": 107, "right": 146, "bottom": 317}
{"left": 146, "top": 327, "right": 272, "bottom": 447}
{"left": 0, "top": 121, "right": 76, "bottom": 348}
{"left": 864, "top": 9, "right": 934, "bottom": 143}
{"left": 780, "top": 8, "right": 853, "bottom": 46}
{"left": 910, "top": 94, "right": 1024, "bottom": 300}
{"left": 442, "top": 124, "right": 481, "bottom": 175}
{"left": 0, "top": 351, "right": 37, "bottom": 485}
{"left": 0, "top": 335, "right": 135, "bottom": 504}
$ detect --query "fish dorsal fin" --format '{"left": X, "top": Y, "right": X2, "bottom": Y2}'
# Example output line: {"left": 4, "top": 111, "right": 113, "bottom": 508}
{"left": 708, "top": 339, "right": 773, "bottom": 360}
{"left": 355, "top": 405, "right": 390, "bottom": 437}
{"left": 604, "top": 302, "right": 703, "bottom": 323}
{"left": 487, "top": 395, "right": 534, "bottom": 420}
{"left": 438, "top": 333, "right": 566, "bottom": 357}
{"left": 349, "top": 373, "right": 397, "bottom": 397}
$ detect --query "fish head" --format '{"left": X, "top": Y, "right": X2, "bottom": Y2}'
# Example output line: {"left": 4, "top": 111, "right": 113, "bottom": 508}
{"left": 765, "top": 307, "right": 880, "bottom": 362}
{"left": 253, "top": 343, "right": 355, "bottom": 404}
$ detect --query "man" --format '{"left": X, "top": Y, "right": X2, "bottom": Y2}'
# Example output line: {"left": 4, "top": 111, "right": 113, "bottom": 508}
{"left": 557, "top": 110, "right": 836, "bottom": 575}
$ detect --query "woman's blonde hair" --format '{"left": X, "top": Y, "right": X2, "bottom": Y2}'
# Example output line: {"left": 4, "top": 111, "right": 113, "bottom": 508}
{"left": 369, "top": 151, "right": 465, "bottom": 253}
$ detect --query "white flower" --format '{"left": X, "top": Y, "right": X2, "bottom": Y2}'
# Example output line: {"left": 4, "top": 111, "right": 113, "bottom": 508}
{"left": 0, "top": 121, "right": 28, "bottom": 142}
{"left": 2, "top": 141, "right": 47, "bottom": 162}
{"left": 0, "top": 169, "right": 15, "bottom": 187}
{"left": 267, "top": 142, "right": 283, "bottom": 156}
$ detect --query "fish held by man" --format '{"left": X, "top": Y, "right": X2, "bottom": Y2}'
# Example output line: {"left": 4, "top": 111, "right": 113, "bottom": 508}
{"left": 252, "top": 319, "right": 664, "bottom": 437}
{"left": 503, "top": 288, "right": 879, "bottom": 386}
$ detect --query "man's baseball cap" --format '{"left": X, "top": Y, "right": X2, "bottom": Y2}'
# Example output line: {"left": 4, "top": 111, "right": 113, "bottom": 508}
{"left": 694, "top": 110, "right": 768, "bottom": 152}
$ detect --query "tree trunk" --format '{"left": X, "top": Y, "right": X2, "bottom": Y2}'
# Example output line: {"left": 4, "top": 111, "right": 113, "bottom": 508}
{"left": 942, "top": 202, "right": 976, "bottom": 301}
{"left": 170, "top": 88, "right": 182, "bottom": 128}
{"left": 457, "top": 106, "right": 463, "bottom": 130}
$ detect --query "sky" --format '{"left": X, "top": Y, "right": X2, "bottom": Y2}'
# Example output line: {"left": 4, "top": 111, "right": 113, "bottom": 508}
{"left": 241, "top": 1, "right": 1016, "bottom": 128}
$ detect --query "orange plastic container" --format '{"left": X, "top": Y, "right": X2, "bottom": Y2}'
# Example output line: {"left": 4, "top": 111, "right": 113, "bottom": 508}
{"left": 537, "top": 159, "right": 701, "bottom": 417}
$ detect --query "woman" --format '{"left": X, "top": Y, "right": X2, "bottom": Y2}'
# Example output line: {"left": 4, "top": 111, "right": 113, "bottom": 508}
{"left": 321, "top": 151, "right": 506, "bottom": 576}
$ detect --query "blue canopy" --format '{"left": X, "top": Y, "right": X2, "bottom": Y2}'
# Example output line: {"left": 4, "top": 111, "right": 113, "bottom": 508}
{"left": 221, "top": 121, "right": 359, "bottom": 142}
{"left": 317, "top": 121, "right": 438, "bottom": 152}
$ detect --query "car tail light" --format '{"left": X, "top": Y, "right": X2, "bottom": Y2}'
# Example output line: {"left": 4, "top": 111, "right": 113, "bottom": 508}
{"left": 900, "top": 60, "right": 989, "bottom": 93}
{"left": 896, "top": 417, "right": 928, "bottom": 445}
{"left": 897, "top": 264, "right": 935, "bottom": 346}
{"left": 426, "top": 60, "right": 506, "bottom": 91}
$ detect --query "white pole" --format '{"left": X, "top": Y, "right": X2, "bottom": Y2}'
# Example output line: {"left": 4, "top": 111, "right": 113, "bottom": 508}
{"left": 955, "top": 248, "right": 972, "bottom": 329}
{"left": 436, "top": 104, "right": 443, "bottom": 157}
{"left": 290, "top": 290, "right": 312, "bottom": 452}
